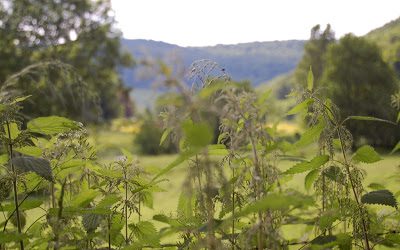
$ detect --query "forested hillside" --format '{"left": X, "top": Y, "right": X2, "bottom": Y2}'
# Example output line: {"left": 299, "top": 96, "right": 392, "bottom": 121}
{"left": 120, "top": 39, "right": 305, "bottom": 88}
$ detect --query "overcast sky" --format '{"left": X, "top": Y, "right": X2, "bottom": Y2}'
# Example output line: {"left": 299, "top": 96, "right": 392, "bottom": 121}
{"left": 111, "top": 0, "right": 400, "bottom": 47}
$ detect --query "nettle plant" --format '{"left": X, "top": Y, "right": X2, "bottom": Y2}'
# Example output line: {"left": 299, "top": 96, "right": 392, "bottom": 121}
{"left": 152, "top": 62, "right": 399, "bottom": 250}
{"left": 0, "top": 65, "right": 165, "bottom": 249}
{"left": 281, "top": 69, "right": 399, "bottom": 249}
{"left": 0, "top": 96, "right": 165, "bottom": 249}
{"left": 0, "top": 61, "right": 399, "bottom": 250}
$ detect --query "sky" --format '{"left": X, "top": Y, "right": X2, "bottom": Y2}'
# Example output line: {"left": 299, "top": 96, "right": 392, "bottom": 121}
{"left": 111, "top": 0, "right": 400, "bottom": 47}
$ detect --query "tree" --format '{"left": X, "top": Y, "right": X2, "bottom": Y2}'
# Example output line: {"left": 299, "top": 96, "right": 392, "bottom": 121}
{"left": 0, "top": 0, "right": 132, "bottom": 121}
{"left": 323, "top": 34, "right": 400, "bottom": 147}
{"left": 295, "top": 24, "right": 335, "bottom": 89}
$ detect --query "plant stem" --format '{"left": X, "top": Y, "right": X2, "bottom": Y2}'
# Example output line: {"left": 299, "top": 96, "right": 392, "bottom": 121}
{"left": 249, "top": 133, "right": 263, "bottom": 250}
{"left": 6, "top": 121, "right": 24, "bottom": 250}
{"left": 124, "top": 167, "right": 129, "bottom": 245}
{"left": 337, "top": 129, "right": 371, "bottom": 250}
{"left": 231, "top": 166, "right": 235, "bottom": 250}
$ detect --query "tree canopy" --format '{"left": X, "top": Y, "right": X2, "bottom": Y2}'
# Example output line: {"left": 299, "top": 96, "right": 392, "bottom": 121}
{"left": 0, "top": 0, "right": 132, "bottom": 121}
{"left": 294, "top": 24, "right": 335, "bottom": 89}
{"left": 323, "top": 34, "right": 400, "bottom": 146}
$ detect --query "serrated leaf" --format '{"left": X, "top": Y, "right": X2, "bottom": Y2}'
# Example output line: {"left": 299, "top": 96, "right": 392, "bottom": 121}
{"left": 11, "top": 95, "right": 32, "bottom": 104}
{"left": 97, "top": 195, "right": 120, "bottom": 208}
{"left": 305, "top": 168, "right": 320, "bottom": 191}
{"left": 294, "top": 119, "right": 326, "bottom": 148}
{"left": 287, "top": 98, "right": 314, "bottom": 116}
{"left": 69, "top": 189, "right": 99, "bottom": 208}
{"left": 129, "top": 221, "right": 160, "bottom": 246}
{"left": 361, "top": 190, "right": 397, "bottom": 208}
{"left": 1, "top": 199, "right": 43, "bottom": 211}
{"left": 3, "top": 122, "right": 20, "bottom": 140}
{"left": 14, "top": 146, "right": 42, "bottom": 157}
{"left": 284, "top": 155, "right": 329, "bottom": 175}
{"left": 82, "top": 213, "right": 103, "bottom": 233}
{"left": 0, "top": 232, "right": 28, "bottom": 243}
{"left": 11, "top": 156, "right": 53, "bottom": 182}
{"left": 231, "top": 193, "right": 314, "bottom": 219}
{"left": 307, "top": 66, "right": 314, "bottom": 91}
{"left": 352, "top": 145, "right": 381, "bottom": 163}
{"left": 28, "top": 116, "right": 79, "bottom": 135}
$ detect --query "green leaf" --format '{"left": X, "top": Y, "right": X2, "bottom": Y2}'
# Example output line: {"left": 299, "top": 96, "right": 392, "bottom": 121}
{"left": 14, "top": 146, "right": 43, "bottom": 157}
{"left": 160, "top": 128, "right": 172, "bottom": 146}
{"left": 391, "top": 141, "right": 400, "bottom": 154}
{"left": 208, "top": 144, "right": 229, "bottom": 156}
{"left": 69, "top": 189, "right": 100, "bottom": 208}
{"left": 82, "top": 213, "right": 103, "bottom": 233}
{"left": 198, "top": 81, "right": 226, "bottom": 99}
{"left": 1, "top": 199, "right": 43, "bottom": 211}
{"left": 177, "top": 192, "right": 194, "bottom": 218}
{"left": 0, "top": 154, "right": 8, "bottom": 165}
{"left": 319, "top": 210, "right": 339, "bottom": 231}
{"left": 311, "top": 235, "right": 337, "bottom": 246}
{"left": 352, "top": 145, "right": 381, "bottom": 163}
{"left": 307, "top": 66, "right": 314, "bottom": 91}
{"left": 11, "top": 95, "right": 32, "bottom": 104}
{"left": 152, "top": 150, "right": 196, "bottom": 182}
{"left": 284, "top": 155, "right": 329, "bottom": 175}
{"left": 294, "top": 119, "right": 325, "bottom": 148}
{"left": 361, "top": 190, "right": 398, "bottom": 208}
{"left": 305, "top": 168, "right": 320, "bottom": 191}
{"left": 323, "top": 165, "right": 345, "bottom": 184}
{"left": 232, "top": 193, "right": 313, "bottom": 219}
{"left": 12, "top": 156, "right": 53, "bottom": 182}
{"left": 0, "top": 232, "right": 28, "bottom": 243}
{"left": 182, "top": 120, "right": 213, "bottom": 148}
{"left": 28, "top": 116, "right": 79, "bottom": 135}
{"left": 345, "top": 116, "right": 396, "bottom": 125}
{"left": 287, "top": 98, "right": 314, "bottom": 116}
{"left": 129, "top": 221, "right": 160, "bottom": 246}
{"left": 3, "top": 122, "right": 20, "bottom": 140}
{"left": 368, "top": 182, "right": 385, "bottom": 190}
{"left": 97, "top": 195, "right": 120, "bottom": 208}
{"left": 257, "top": 89, "right": 272, "bottom": 105}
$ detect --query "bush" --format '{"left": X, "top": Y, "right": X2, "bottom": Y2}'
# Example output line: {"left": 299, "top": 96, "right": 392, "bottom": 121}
{"left": 134, "top": 115, "right": 177, "bottom": 155}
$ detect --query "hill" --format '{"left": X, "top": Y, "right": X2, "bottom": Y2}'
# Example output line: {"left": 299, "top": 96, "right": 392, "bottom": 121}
{"left": 365, "top": 17, "right": 400, "bottom": 64}
{"left": 120, "top": 39, "right": 305, "bottom": 88}
{"left": 258, "top": 17, "right": 400, "bottom": 100}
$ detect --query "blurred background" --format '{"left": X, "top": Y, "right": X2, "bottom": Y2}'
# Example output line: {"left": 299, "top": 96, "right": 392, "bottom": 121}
{"left": 1, "top": 0, "right": 400, "bottom": 154}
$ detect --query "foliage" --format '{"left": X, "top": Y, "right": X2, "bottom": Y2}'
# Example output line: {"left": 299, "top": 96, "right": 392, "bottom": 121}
{"left": 133, "top": 112, "right": 177, "bottom": 155}
{"left": 0, "top": 0, "right": 133, "bottom": 121}
{"left": 294, "top": 24, "right": 335, "bottom": 89}
{"left": 1, "top": 62, "right": 400, "bottom": 250}
{"left": 323, "top": 34, "right": 400, "bottom": 147}
{"left": 365, "top": 17, "right": 400, "bottom": 66}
